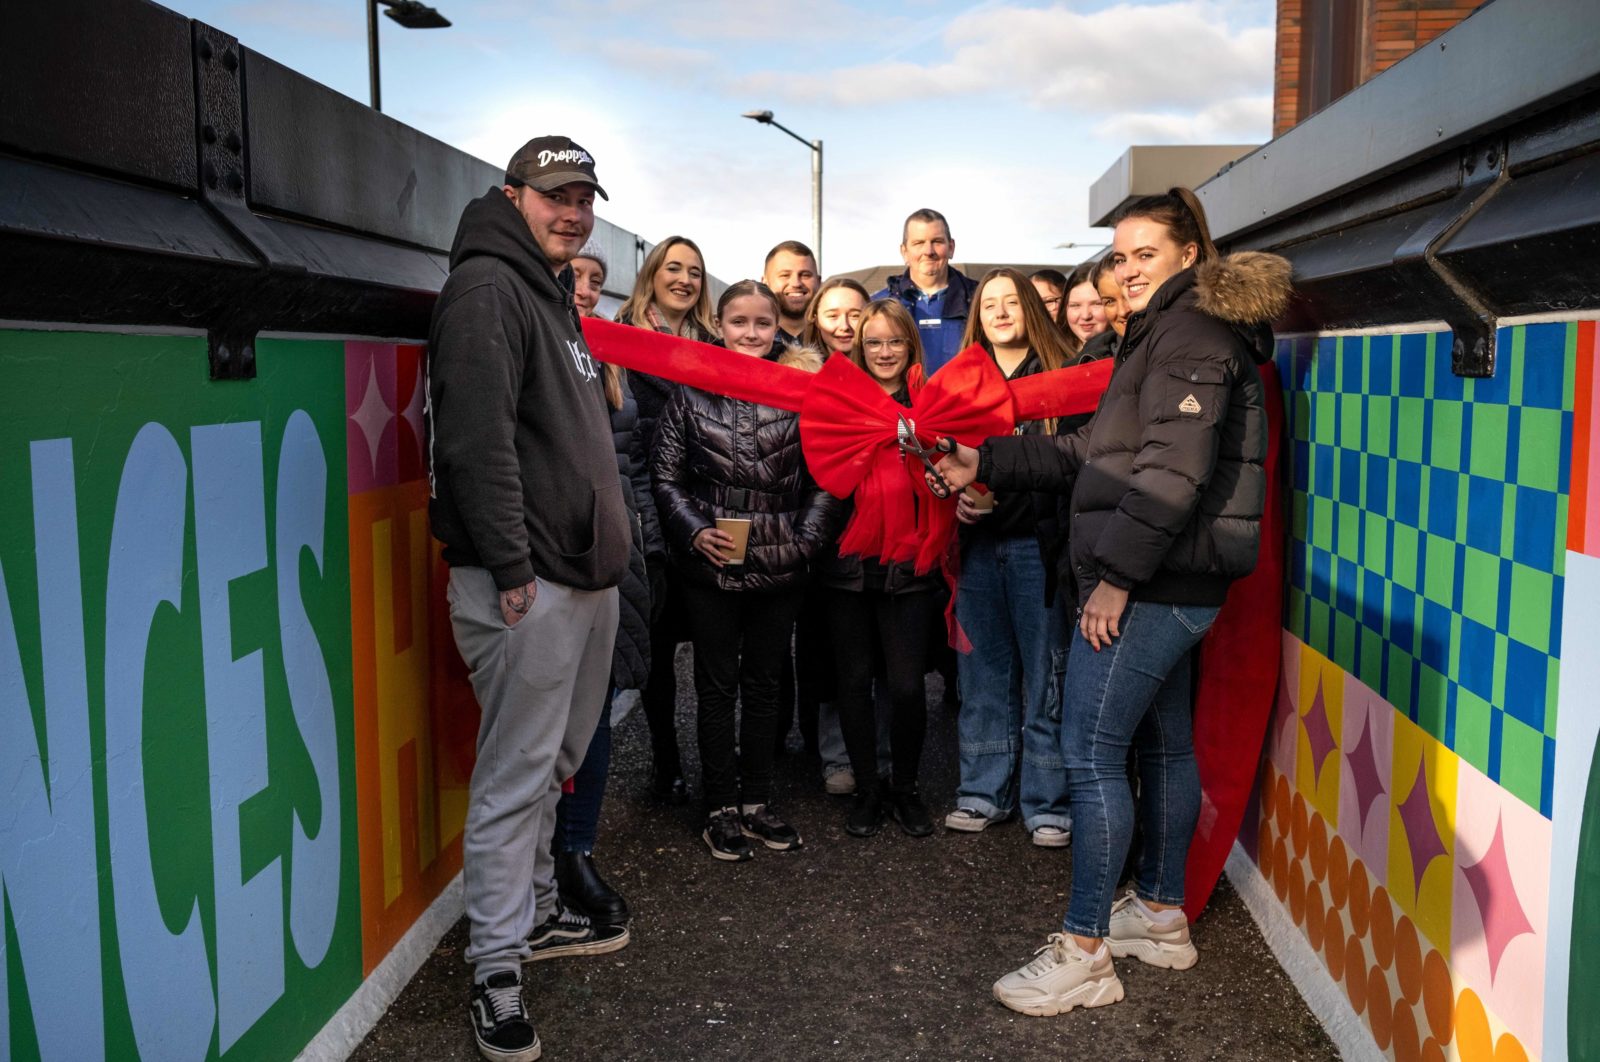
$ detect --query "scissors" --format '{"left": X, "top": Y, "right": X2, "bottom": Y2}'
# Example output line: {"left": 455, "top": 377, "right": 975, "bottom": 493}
{"left": 896, "top": 413, "right": 955, "bottom": 498}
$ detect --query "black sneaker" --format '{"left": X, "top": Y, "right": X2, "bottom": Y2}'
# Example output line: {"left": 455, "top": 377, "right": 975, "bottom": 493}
{"left": 888, "top": 785, "right": 935, "bottom": 838}
{"left": 470, "top": 971, "right": 541, "bottom": 1062}
{"left": 555, "top": 851, "right": 630, "bottom": 927}
{"left": 741, "top": 804, "right": 803, "bottom": 850}
{"left": 703, "top": 807, "right": 754, "bottom": 861}
{"left": 649, "top": 771, "right": 690, "bottom": 805}
{"left": 845, "top": 787, "right": 885, "bottom": 838}
{"left": 525, "top": 899, "right": 630, "bottom": 961}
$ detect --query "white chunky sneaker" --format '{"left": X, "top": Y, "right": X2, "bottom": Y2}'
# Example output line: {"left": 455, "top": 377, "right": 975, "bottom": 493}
{"left": 992, "top": 933, "right": 1125, "bottom": 1016}
{"left": 1106, "top": 890, "right": 1199, "bottom": 970}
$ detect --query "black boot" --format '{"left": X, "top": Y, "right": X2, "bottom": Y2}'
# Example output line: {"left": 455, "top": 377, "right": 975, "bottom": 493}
{"left": 649, "top": 770, "right": 689, "bottom": 805}
{"left": 556, "top": 851, "right": 631, "bottom": 927}
{"left": 845, "top": 784, "right": 886, "bottom": 838}
{"left": 888, "top": 783, "right": 935, "bottom": 838}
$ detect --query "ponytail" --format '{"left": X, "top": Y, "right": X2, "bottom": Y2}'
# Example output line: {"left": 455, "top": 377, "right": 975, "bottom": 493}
{"left": 1112, "top": 186, "right": 1218, "bottom": 266}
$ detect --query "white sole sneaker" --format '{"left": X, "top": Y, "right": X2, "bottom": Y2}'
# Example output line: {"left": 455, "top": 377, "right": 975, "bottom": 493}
{"left": 993, "top": 972, "right": 1125, "bottom": 1016}
{"left": 823, "top": 770, "right": 856, "bottom": 795}
{"left": 1031, "top": 826, "right": 1072, "bottom": 848}
{"left": 475, "top": 1031, "right": 542, "bottom": 1062}
{"left": 944, "top": 809, "right": 995, "bottom": 832}
{"left": 1108, "top": 935, "right": 1198, "bottom": 970}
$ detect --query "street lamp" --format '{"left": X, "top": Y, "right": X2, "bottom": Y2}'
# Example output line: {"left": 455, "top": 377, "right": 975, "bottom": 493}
{"left": 742, "top": 109, "right": 823, "bottom": 272}
{"left": 367, "top": 0, "right": 451, "bottom": 113}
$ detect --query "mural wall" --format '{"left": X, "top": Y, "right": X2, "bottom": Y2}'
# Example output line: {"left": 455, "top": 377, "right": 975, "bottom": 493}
{"left": 1250, "top": 320, "right": 1600, "bottom": 1062}
{"left": 0, "top": 331, "right": 472, "bottom": 1061}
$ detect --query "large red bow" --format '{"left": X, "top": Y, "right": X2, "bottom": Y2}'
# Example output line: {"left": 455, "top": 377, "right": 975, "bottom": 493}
{"left": 799, "top": 346, "right": 1015, "bottom": 574}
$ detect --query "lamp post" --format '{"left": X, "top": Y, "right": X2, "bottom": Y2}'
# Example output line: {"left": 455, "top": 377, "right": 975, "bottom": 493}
{"left": 367, "top": 0, "right": 451, "bottom": 113}
{"left": 742, "top": 110, "right": 823, "bottom": 272}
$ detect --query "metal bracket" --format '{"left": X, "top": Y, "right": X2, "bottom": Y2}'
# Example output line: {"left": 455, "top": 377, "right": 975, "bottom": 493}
{"left": 193, "top": 21, "right": 310, "bottom": 379}
{"left": 1423, "top": 139, "right": 1509, "bottom": 378}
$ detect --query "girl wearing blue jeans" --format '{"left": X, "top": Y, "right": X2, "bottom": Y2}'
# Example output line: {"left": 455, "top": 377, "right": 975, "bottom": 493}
{"left": 938, "top": 188, "right": 1290, "bottom": 1015}
{"left": 944, "top": 269, "right": 1077, "bottom": 847}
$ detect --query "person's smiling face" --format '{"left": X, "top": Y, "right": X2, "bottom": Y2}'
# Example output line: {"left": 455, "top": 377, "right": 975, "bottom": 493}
{"left": 718, "top": 294, "right": 778, "bottom": 356}
{"left": 652, "top": 242, "right": 704, "bottom": 315}
{"left": 1111, "top": 217, "right": 1196, "bottom": 315}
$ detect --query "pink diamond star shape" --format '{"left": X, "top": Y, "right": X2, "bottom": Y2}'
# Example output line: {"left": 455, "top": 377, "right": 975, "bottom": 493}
{"left": 1302, "top": 676, "right": 1338, "bottom": 784}
{"left": 1461, "top": 813, "right": 1535, "bottom": 982}
{"left": 1347, "top": 710, "right": 1387, "bottom": 834}
{"left": 1397, "top": 758, "right": 1448, "bottom": 898}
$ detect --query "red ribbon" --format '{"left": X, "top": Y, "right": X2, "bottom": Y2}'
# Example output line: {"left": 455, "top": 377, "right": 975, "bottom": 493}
{"left": 800, "top": 346, "right": 1015, "bottom": 574}
{"left": 580, "top": 317, "right": 1116, "bottom": 578}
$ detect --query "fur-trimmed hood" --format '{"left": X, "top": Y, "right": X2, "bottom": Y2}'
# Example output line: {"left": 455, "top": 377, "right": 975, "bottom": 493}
{"left": 1193, "top": 251, "right": 1293, "bottom": 326}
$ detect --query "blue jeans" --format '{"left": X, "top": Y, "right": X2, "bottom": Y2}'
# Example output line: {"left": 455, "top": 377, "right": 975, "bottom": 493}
{"left": 954, "top": 534, "right": 1070, "bottom": 832}
{"left": 555, "top": 688, "right": 612, "bottom": 853}
{"left": 1060, "top": 600, "right": 1218, "bottom": 938}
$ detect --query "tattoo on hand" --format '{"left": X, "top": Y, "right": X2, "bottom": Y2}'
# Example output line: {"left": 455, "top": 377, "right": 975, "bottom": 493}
{"left": 507, "top": 589, "right": 531, "bottom": 614}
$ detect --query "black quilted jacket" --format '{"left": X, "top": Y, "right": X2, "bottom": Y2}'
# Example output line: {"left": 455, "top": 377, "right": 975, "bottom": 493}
{"left": 610, "top": 375, "right": 663, "bottom": 691}
{"left": 979, "top": 252, "right": 1292, "bottom": 606}
{"left": 650, "top": 345, "right": 842, "bottom": 593}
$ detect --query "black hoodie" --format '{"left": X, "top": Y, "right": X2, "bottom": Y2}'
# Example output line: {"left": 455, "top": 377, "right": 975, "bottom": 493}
{"left": 426, "top": 188, "right": 629, "bottom": 592}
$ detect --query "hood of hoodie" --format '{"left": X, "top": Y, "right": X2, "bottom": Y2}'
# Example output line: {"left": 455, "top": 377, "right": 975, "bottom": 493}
{"left": 448, "top": 187, "right": 572, "bottom": 306}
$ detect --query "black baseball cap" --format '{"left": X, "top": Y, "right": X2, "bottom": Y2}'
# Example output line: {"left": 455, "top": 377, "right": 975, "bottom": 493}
{"left": 505, "top": 135, "right": 609, "bottom": 200}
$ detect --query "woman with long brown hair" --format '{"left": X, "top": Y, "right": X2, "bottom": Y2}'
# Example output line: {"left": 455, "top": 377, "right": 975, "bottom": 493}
{"left": 943, "top": 269, "right": 1076, "bottom": 848}
{"left": 617, "top": 236, "right": 716, "bottom": 806}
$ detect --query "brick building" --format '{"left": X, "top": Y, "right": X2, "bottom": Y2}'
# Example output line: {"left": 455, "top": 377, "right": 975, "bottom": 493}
{"left": 1273, "top": 0, "right": 1490, "bottom": 135}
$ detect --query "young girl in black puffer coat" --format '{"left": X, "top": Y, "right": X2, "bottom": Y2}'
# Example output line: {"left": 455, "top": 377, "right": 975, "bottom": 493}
{"left": 651, "top": 280, "right": 841, "bottom": 862}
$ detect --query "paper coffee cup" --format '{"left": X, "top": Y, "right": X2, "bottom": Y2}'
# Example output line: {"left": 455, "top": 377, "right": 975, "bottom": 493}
{"left": 965, "top": 486, "right": 996, "bottom": 511}
{"left": 715, "top": 518, "right": 752, "bottom": 564}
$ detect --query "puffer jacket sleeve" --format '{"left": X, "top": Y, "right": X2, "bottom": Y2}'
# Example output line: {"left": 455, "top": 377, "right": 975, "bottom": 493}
{"left": 790, "top": 465, "right": 846, "bottom": 560}
{"left": 1091, "top": 327, "right": 1232, "bottom": 589}
{"left": 627, "top": 400, "right": 665, "bottom": 558}
{"left": 650, "top": 388, "right": 715, "bottom": 554}
{"left": 978, "top": 428, "right": 1088, "bottom": 493}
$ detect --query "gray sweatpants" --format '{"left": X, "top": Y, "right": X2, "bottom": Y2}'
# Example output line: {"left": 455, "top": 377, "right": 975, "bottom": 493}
{"left": 446, "top": 566, "right": 618, "bottom": 981}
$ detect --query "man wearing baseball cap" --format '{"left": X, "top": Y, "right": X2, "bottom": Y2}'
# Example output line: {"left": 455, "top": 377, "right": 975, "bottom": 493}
{"left": 427, "top": 134, "right": 626, "bottom": 1062}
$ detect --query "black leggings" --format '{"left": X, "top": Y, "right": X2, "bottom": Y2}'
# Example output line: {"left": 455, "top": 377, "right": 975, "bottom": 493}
{"left": 826, "top": 587, "right": 940, "bottom": 789}
{"left": 681, "top": 582, "right": 804, "bottom": 809}
{"left": 642, "top": 559, "right": 685, "bottom": 778}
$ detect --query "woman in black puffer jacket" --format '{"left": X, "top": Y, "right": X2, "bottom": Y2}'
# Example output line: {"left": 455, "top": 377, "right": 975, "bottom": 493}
{"left": 939, "top": 188, "right": 1291, "bottom": 1010}
{"left": 651, "top": 280, "right": 841, "bottom": 862}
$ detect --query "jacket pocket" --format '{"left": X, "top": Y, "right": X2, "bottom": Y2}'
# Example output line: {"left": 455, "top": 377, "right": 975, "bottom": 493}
{"left": 1159, "top": 364, "right": 1228, "bottom": 424}
{"left": 563, "top": 480, "right": 630, "bottom": 582}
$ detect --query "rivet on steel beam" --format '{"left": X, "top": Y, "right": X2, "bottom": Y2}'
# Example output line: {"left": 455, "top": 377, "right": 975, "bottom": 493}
{"left": 222, "top": 49, "right": 239, "bottom": 72}
{"left": 225, "top": 131, "right": 242, "bottom": 154}
{"left": 225, "top": 171, "right": 244, "bottom": 193}
{"left": 202, "top": 124, "right": 217, "bottom": 144}
{"left": 204, "top": 161, "right": 218, "bottom": 189}
{"left": 199, "top": 39, "right": 213, "bottom": 61}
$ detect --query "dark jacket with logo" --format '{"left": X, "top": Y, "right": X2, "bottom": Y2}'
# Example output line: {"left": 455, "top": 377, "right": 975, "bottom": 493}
{"left": 978, "top": 252, "right": 1292, "bottom": 606}
{"left": 651, "top": 345, "right": 842, "bottom": 593}
{"left": 427, "top": 188, "right": 629, "bottom": 591}
{"left": 873, "top": 267, "right": 980, "bottom": 373}
{"left": 610, "top": 373, "right": 663, "bottom": 689}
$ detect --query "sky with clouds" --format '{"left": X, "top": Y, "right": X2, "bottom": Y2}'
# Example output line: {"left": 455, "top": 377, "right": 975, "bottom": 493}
{"left": 181, "top": 0, "right": 1275, "bottom": 279}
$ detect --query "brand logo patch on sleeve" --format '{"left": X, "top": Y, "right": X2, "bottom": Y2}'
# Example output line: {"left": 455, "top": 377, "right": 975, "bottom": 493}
{"left": 1179, "top": 393, "right": 1202, "bottom": 415}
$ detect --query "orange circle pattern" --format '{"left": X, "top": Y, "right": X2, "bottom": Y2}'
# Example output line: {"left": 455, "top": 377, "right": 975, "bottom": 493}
{"left": 1371, "top": 885, "right": 1395, "bottom": 968}
{"left": 1421, "top": 949, "right": 1455, "bottom": 1042}
{"left": 1368, "top": 964, "right": 1395, "bottom": 1049}
{"left": 1395, "top": 916, "right": 1423, "bottom": 1004}
{"left": 1455, "top": 989, "right": 1493, "bottom": 1062}
{"left": 1392, "top": 1001, "right": 1423, "bottom": 1062}
{"left": 1328, "top": 836, "right": 1350, "bottom": 907}
{"left": 1349, "top": 861, "right": 1372, "bottom": 935}
{"left": 1248, "top": 769, "right": 1533, "bottom": 1062}
{"left": 1310, "top": 815, "right": 1329, "bottom": 878}
{"left": 1292, "top": 792, "right": 1309, "bottom": 856}
{"left": 1306, "top": 882, "right": 1326, "bottom": 952}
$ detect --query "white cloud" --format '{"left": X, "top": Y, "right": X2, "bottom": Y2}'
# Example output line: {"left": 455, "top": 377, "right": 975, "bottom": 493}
{"left": 1093, "top": 94, "right": 1272, "bottom": 144}
{"left": 732, "top": 1, "right": 1272, "bottom": 116}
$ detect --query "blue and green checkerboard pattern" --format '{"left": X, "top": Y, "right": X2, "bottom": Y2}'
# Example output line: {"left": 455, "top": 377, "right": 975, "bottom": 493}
{"left": 1276, "top": 323, "right": 1578, "bottom": 816}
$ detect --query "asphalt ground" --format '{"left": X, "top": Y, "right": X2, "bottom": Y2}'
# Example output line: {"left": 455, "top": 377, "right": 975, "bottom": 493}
{"left": 353, "top": 649, "right": 1337, "bottom": 1062}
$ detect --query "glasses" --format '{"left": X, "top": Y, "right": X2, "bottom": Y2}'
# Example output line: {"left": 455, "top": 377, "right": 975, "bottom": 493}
{"left": 1043, "top": 297, "right": 1062, "bottom": 313}
{"left": 863, "top": 338, "right": 910, "bottom": 353}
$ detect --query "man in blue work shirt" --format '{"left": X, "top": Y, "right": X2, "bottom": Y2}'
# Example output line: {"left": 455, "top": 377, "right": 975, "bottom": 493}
{"left": 872, "top": 208, "right": 979, "bottom": 375}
